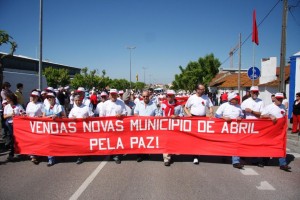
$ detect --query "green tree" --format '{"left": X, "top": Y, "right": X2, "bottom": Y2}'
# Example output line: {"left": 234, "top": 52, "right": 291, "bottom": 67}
{"left": 71, "top": 68, "right": 111, "bottom": 90}
{"left": 134, "top": 81, "right": 146, "bottom": 91}
{"left": 43, "top": 67, "right": 70, "bottom": 88}
{"left": 109, "top": 79, "right": 130, "bottom": 90}
{"left": 0, "top": 30, "right": 17, "bottom": 88}
{"left": 172, "top": 53, "right": 220, "bottom": 93}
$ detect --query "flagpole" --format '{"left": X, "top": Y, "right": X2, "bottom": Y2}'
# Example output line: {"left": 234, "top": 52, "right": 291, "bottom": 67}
{"left": 252, "top": 43, "right": 255, "bottom": 86}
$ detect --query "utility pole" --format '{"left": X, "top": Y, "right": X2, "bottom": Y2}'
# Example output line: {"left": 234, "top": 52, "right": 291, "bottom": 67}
{"left": 238, "top": 33, "right": 242, "bottom": 96}
{"left": 39, "top": 0, "right": 43, "bottom": 90}
{"left": 127, "top": 46, "right": 136, "bottom": 90}
{"left": 279, "top": 0, "right": 287, "bottom": 92}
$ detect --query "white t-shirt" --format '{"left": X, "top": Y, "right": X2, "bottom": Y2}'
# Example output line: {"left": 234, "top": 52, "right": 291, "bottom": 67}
{"left": 261, "top": 103, "right": 286, "bottom": 119}
{"left": 68, "top": 104, "right": 94, "bottom": 118}
{"left": 100, "top": 99, "right": 127, "bottom": 116}
{"left": 241, "top": 97, "right": 264, "bottom": 119}
{"left": 3, "top": 104, "right": 25, "bottom": 123}
{"left": 94, "top": 101, "right": 105, "bottom": 115}
{"left": 26, "top": 101, "right": 43, "bottom": 117}
{"left": 215, "top": 102, "right": 243, "bottom": 119}
{"left": 185, "top": 94, "right": 213, "bottom": 116}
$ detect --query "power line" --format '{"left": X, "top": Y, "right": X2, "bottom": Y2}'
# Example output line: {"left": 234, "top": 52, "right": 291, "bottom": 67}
{"left": 221, "top": 0, "right": 281, "bottom": 66}
{"left": 289, "top": 0, "right": 300, "bottom": 26}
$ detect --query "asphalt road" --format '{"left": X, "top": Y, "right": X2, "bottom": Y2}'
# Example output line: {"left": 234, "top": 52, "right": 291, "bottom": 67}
{"left": 0, "top": 152, "right": 299, "bottom": 200}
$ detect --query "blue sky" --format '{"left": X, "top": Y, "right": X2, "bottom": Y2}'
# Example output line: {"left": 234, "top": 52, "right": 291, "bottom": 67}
{"left": 1, "top": 0, "right": 299, "bottom": 84}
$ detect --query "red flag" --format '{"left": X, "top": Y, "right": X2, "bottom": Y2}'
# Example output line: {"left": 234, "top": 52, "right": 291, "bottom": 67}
{"left": 252, "top": 10, "right": 259, "bottom": 45}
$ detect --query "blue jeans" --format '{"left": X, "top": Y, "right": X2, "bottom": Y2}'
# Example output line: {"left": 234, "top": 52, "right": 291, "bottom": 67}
{"left": 279, "top": 157, "right": 287, "bottom": 166}
{"left": 232, "top": 156, "right": 240, "bottom": 164}
{"left": 5, "top": 121, "right": 14, "bottom": 157}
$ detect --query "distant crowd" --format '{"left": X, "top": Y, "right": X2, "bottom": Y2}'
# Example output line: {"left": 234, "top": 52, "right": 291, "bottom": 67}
{"left": 1, "top": 81, "right": 300, "bottom": 171}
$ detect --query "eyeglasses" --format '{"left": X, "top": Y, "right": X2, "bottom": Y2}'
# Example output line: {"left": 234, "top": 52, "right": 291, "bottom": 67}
{"left": 143, "top": 96, "right": 149, "bottom": 98}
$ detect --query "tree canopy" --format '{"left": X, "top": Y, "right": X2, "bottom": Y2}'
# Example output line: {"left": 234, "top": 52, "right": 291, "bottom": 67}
{"left": 172, "top": 53, "right": 221, "bottom": 93}
{"left": 43, "top": 67, "right": 70, "bottom": 88}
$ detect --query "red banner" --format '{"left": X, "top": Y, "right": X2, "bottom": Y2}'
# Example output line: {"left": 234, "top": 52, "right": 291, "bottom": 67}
{"left": 14, "top": 116, "right": 287, "bottom": 157}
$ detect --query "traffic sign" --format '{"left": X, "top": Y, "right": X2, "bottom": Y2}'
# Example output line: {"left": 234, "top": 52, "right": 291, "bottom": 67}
{"left": 247, "top": 66, "right": 261, "bottom": 80}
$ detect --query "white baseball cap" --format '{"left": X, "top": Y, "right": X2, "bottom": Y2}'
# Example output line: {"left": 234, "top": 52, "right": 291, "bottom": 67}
{"left": 110, "top": 89, "right": 118, "bottom": 94}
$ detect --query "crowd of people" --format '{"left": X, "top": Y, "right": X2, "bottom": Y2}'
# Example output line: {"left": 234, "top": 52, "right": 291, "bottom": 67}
{"left": 1, "top": 81, "right": 299, "bottom": 172}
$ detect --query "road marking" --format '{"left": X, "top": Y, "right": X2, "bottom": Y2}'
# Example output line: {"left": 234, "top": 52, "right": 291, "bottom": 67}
{"left": 69, "top": 156, "right": 109, "bottom": 200}
{"left": 289, "top": 152, "right": 300, "bottom": 158}
{"left": 240, "top": 168, "right": 259, "bottom": 175}
{"left": 256, "top": 181, "right": 275, "bottom": 191}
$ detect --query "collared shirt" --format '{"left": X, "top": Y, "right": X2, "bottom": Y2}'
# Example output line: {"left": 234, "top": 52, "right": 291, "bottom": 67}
{"left": 261, "top": 103, "right": 286, "bottom": 118}
{"left": 100, "top": 99, "right": 127, "bottom": 116}
{"left": 215, "top": 102, "right": 243, "bottom": 119}
{"left": 134, "top": 100, "right": 161, "bottom": 116}
{"left": 42, "top": 104, "right": 64, "bottom": 117}
{"left": 185, "top": 94, "right": 213, "bottom": 116}
{"left": 69, "top": 104, "right": 94, "bottom": 118}
{"left": 241, "top": 97, "right": 264, "bottom": 119}
{"left": 26, "top": 101, "right": 43, "bottom": 117}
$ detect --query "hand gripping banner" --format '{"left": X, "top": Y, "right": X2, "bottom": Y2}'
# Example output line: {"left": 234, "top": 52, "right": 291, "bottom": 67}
{"left": 13, "top": 116, "right": 287, "bottom": 157}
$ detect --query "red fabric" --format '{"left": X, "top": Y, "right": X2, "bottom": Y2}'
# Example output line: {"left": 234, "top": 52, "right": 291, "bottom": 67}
{"left": 221, "top": 93, "right": 228, "bottom": 101}
{"left": 292, "top": 114, "right": 300, "bottom": 132}
{"left": 161, "top": 100, "right": 181, "bottom": 116}
{"left": 90, "top": 94, "right": 98, "bottom": 105}
{"left": 13, "top": 116, "right": 287, "bottom": 157}
{"left": 252, "top": 9, "right": 259, "bottom": 45}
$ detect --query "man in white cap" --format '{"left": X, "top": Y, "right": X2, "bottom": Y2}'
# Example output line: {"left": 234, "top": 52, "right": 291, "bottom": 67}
{"left": 100, "top": 89, "right": 127, "bottom": 164}
{"left": 184, "top": 83, "right": 214, "bottom": 165}
{"left": 118, "top": 90, "right": 124, "bottom": 100}
{"left": 74, "top": 87, "right": 92, "bottom": 110}
{"left": 94, "top": 91, "right": 108, "bottom": 116}
{"left": 241, "top": 86, "right": 266, "bottom": 167}
{"left": 215, "top": 92, "right": 244, "bottom": 169}
{"left": 161, "top": 90, "right": 184, "bottom": 166}
{"left": 69, "top": 94, "right": 94, "bottom": 164}
{"left": 261, "top": 92, "right": 291, "bottom": 172}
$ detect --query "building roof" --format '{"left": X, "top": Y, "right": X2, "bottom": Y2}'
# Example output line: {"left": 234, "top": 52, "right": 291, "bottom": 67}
{"left": 209, "top": 65, "right": 290, "bottom": 88}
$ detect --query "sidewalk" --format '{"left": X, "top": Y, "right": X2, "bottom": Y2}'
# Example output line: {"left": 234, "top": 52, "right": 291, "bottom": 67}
{"left": 287, "top": 123, "right": 300, "bottom": 154}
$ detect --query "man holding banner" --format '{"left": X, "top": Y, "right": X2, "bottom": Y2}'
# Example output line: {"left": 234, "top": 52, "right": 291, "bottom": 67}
{"left": 160, "top": 90, "right": 184, "bottom": 166}
{"left": 261, "top": 93, "right": 291, "bottom": 172}
{"left": 100, "top": 89, "right": 127, "bottom": 164}
{"left": 215, "top": 92, "right": 244, "bottom": 169}
{"left": 241, "top": 86, "right": 265, "bottom": 167}
{"left": 134, "top": 89, "right": 161, "bottom": 162}
{"left": 184, "top": 83, "right": 213, "bottom": 165}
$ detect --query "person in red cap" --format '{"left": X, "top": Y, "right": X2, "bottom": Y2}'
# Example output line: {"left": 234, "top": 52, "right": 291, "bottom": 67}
{"left": 161, "top": 90, "right": 184, "bottom": 166}
{"left": 261, "top": 92, "right": 291, "bottom": 171}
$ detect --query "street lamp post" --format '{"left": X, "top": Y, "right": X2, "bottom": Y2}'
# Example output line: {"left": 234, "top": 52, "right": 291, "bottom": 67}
{"left": 127, "top": 46, "right": 136, "bottom": 89}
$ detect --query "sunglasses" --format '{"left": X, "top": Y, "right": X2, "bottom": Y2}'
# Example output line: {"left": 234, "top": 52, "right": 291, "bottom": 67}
{"left": 143, "top": 96, "right": 149, "bottom": 98}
